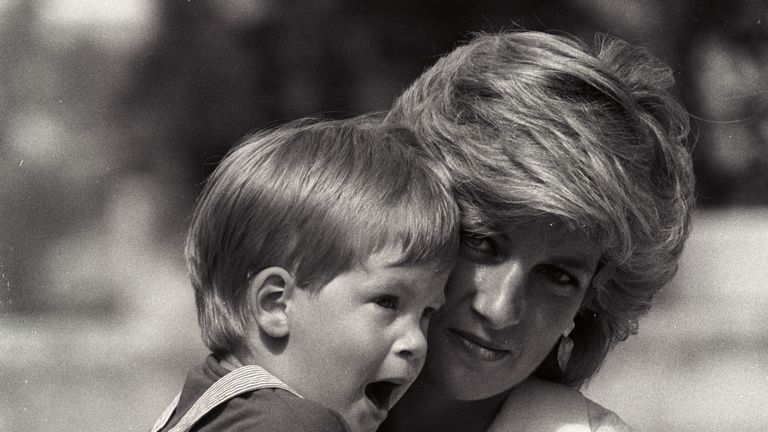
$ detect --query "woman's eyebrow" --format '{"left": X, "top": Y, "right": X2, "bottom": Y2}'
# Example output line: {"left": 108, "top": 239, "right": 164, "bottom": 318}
{"left": 549, "top": 255, "right": 599, "bottom": 273}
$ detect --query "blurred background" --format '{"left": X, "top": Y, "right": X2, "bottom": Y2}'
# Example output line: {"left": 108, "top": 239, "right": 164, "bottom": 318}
{"left": 0, "top": 1, "right": 766, "bottom": 431}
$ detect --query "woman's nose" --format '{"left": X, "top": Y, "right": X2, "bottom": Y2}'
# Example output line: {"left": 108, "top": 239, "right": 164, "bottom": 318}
{"left": 471, "top": 263, "right": 525, "bottom": 329}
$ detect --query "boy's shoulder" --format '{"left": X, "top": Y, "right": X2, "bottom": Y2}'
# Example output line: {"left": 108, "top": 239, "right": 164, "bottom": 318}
{"left": 156, "top": 356, "right": 349, "bottom": 432}
{"left": 207, "top": 387, "right": 349, "bottom": 432}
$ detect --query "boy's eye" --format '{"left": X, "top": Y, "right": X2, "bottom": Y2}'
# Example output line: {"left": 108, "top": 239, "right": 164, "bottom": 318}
{"left": 375, "top": 295, "right": 399, "bottom": 310}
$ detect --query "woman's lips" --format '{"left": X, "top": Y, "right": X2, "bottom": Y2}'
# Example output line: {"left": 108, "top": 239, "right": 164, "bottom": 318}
{"left": 449, "top": 329, "right": 512, "bottom": 361}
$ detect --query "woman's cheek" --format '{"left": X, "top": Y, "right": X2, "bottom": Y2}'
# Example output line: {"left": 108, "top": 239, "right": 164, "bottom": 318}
{"left": 444, "top": 259, "right": 482, "bottom": 299}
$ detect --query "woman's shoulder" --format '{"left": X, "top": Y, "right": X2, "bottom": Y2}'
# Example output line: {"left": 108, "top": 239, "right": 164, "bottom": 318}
{"left": 487, "top": 377, "right": 632, "bottom": 432}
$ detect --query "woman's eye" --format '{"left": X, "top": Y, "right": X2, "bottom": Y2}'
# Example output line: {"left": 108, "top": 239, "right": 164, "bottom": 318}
{"left": 538, "top": 266, "right": 579, "bottom": 287}
{"left": 461, "top": 233, "right": 495, "bottom": 254}
{"left": 375, "top": 295, "right": 399, "bottom": 310}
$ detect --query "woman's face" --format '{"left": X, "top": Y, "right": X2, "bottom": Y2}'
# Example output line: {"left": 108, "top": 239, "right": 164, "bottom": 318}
{"left": 422, "top": 220, "right": 601, "bottom": 400}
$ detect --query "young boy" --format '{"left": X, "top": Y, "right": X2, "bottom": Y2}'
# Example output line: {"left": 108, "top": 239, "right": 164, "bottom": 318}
{"left": 151, "top": 117, "right": 459, "bottom": 432}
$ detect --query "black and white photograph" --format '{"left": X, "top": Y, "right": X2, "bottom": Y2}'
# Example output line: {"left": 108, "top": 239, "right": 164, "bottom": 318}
{"left": 1, "top": 1, "right": 767, "bottom": 431}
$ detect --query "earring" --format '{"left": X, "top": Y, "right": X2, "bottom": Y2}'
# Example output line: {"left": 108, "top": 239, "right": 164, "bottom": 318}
{"left": 557, "top": 323, "right": 575, "bottom": 372}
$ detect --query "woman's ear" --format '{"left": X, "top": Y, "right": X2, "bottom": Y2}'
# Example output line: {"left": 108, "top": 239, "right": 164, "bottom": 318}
{"left": 247, "top": 267, "right": 296, "bottom": 338}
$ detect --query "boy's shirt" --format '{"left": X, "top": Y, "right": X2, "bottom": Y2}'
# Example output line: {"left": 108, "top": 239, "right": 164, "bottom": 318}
{"left": 156, "top": 355, "right": 349, "bottom": 432}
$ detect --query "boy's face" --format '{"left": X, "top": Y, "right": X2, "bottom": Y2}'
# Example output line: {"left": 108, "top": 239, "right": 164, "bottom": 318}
{"left": 279, "top": 246, "right": 449, "bottom": 432}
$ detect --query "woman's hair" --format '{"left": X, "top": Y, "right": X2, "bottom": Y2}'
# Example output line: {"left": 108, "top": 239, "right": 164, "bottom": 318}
{"left": 186, "top": 117, "right": 459, "bottom": 357}
{"left": 387, "top": 31, "right": 695, "bottom": 387}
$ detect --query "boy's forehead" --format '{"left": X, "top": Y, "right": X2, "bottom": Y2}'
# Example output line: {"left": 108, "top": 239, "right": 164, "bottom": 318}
{"left": 360, "top": 247, "right": 452, "bottom": 273}
{"left": 353, "top": 256, "right": 449, "bottom": 298}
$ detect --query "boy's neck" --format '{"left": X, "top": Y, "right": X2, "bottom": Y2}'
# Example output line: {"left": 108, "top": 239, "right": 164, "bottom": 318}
{"left": 219, "top": 353, "right": 246, "bottom": 372}
{"left": 380, "top": 371, "right": 509, "bottom": 432}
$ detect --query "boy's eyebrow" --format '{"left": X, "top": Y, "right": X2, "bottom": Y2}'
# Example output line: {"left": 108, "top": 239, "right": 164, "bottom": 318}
{"left": 384, "top": 279, "right": 416, "bottom": 293}
{"left": 363, "top": 278, "right": 416, "bottom": 295}
{"left": 362, "top": 276, "right": 446, "bottom": 306}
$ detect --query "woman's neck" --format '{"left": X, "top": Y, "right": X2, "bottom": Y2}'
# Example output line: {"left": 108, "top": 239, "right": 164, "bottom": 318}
{"left": 379, "top": 373, "right": 509, "bottom": 432}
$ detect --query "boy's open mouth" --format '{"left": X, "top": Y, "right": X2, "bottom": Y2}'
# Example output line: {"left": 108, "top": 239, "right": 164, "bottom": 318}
{"left": 364, "top": 381, "right": 399, "bottom": 411}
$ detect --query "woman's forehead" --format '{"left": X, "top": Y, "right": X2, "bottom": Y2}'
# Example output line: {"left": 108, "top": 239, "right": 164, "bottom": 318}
{"left": 500, "top": 218, "right": 602, "bottom": 256}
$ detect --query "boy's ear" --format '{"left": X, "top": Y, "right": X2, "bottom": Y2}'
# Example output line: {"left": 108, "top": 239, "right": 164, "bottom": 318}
{"left": 247, "top": 267, "right": 296, "bottom": 338}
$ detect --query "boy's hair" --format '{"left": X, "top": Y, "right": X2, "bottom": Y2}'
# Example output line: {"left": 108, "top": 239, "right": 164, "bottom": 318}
{"left": 186, "top": 117, "right": 459, "bottom": 357}
{"left": 387, "top": 31, "right": 695, "bottom": 387}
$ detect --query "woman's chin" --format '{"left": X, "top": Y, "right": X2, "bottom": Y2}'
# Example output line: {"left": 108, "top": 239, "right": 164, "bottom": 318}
{"left": 424, "top": 354, "right": 504, "bottom": 401}
{"left": 427, "top": 345, "right": 532, "bottom": 400}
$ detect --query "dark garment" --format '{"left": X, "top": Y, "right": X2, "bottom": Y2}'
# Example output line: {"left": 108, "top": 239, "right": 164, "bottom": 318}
{"left": 158, "top": 356, "right": 349, "bottom": 432}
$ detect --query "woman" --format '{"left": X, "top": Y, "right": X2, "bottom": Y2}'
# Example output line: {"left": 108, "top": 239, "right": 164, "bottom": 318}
{"left": 379, "top": 31, "right": 695, "bottom": 431}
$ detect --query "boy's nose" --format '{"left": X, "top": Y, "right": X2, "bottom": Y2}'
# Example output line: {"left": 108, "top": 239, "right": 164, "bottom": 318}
{"left": 394, "top": 322, "right": 428, "bottom": 363}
